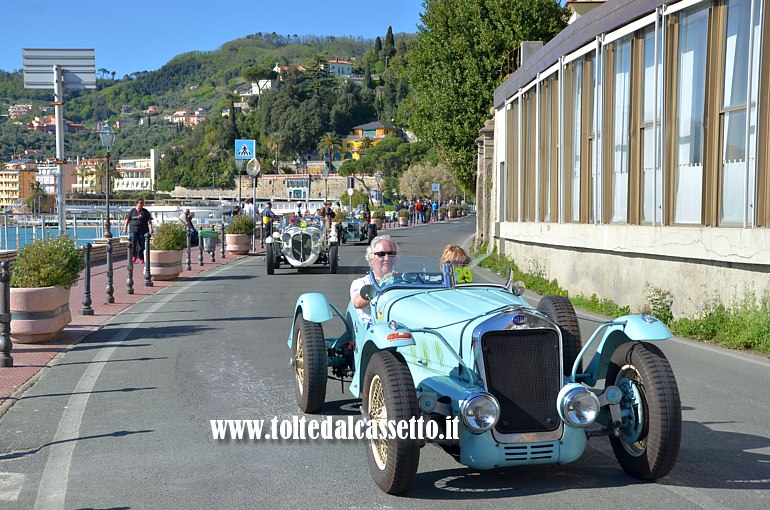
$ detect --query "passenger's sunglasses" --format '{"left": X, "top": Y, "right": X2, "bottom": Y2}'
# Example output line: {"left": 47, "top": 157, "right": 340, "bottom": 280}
{"left": 373, "top": 251, "right": 397, "bottom": 258}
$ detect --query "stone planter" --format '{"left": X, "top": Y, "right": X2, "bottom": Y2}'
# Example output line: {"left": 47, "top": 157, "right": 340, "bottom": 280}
{"left": 372, "top": 219, "right": 383, "bottom": 229}
{"left": 10, "top": 285, "right": 72, "bottom": 344}
{"left": 448, "top": 210, "right": 457, "bottom": 218}
{"left": 398, "top": 217, "right": 409, "bottom": 227}
{"left": 150, "top": 249, "right": 184, "bottom": 280}
{"left": 226, "top": 233, "right": 251, "bottom": 255}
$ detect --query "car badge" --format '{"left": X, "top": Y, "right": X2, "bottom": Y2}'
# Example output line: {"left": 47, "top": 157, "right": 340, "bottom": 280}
{"left": 512, "top": 314, "right": 527, "bottom": 325}
{"left": 378, "top": 311, "right": 383, "bottom": 322}
{"left": 388, "top": 320, "right": 398, "bottom": 330}
{"left": 641, "top": 314, "right": 655, "bottom": 324}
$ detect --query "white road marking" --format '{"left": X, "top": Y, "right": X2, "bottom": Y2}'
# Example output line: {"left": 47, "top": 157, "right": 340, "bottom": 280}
{"left": 0, "top": 472, "right": 25, "bottom": 502}
{"left": 34, "top": 265, "right": 231, "bottom": 510}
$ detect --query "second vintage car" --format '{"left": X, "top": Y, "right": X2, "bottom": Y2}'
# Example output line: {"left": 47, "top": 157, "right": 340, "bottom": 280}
{"left": 265, "top": 216, "right": 338, "bottom": 274}
{"left": 287, "top": 255, "right": 682, "bottom": 494}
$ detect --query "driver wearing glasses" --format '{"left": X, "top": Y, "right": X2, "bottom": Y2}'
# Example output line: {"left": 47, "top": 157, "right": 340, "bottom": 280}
{"left": 350, "top": 234, "right": 399, "bottom": 322}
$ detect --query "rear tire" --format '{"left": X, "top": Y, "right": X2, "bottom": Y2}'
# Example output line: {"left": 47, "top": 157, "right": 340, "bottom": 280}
{"left": 607, "top": 342, "right": 681, "bottom": 480}
{"left": 266, "top": 244, "right": 275, "bottom": 275}
{"left": 329, "top": 245, "right": 339, "bottom": 274}
{"left": 362, "top": 351, "right": 420, "bottom": 494}
{"left": 537, "top": 295, "right": 581, "bottom": 375}
{"left": 292, "top": 312, "right": 327, "bottom": 413}
{"left": 367, "top": 225, "right": 377, "bottom": 244}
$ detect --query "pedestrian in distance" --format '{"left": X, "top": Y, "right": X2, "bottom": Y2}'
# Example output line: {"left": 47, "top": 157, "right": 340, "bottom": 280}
{"left": 123, "top": 199, "right": 153, "bottom": 264}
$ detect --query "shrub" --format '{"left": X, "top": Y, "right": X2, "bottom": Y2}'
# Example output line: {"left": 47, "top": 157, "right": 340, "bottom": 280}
{"left": 372, "top": 208, "right": 386, "bottom": 220}
{"left": 11, "top": 236, "right": 85, "bottom": 288}
{"left": 225, "top": 214, "right": 255, "bottom": 235}
{"left": 397, "top": 208, "right": 410, "bottom": 218}
{"left": 150, "top": 222, "right": 187, "bottom": 251}
{"left": 439, "top": 206, "right": 448, "bottom": 214}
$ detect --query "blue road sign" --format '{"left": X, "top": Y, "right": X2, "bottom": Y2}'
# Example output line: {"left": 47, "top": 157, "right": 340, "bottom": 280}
{"left": 235, "top": 139, "right": 255, "bottom": 160}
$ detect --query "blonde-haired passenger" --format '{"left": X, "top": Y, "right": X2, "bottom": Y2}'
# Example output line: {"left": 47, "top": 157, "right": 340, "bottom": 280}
{"left": 440, "top": 244, "right": 471, "bottom": 267}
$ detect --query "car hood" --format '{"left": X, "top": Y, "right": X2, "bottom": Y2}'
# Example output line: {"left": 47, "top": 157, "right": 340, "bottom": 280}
{"left": 378, "top": 287, "right": 523, "bottom": 331}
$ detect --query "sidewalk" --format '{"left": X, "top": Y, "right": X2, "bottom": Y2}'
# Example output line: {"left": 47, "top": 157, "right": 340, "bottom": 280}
{"left": 0, "top": 245, "right": 261, "bottom": 415}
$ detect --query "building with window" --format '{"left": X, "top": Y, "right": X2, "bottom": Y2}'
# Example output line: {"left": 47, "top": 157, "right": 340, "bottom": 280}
{"left": 481, "top": 0, "right": 769, "bottom": 316}
{"left": 0, "top": 160, "right": 39, "bottom": 208}
{"left": 340, "top": 122, "right": 401, "bottom": 160}
{"left": 115, "top": 150, "right": 159, "bottom": 192}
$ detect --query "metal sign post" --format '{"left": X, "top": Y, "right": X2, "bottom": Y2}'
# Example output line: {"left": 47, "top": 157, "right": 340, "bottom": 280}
{"left": 23, "top": 49, "right": 95, "bottom": 236}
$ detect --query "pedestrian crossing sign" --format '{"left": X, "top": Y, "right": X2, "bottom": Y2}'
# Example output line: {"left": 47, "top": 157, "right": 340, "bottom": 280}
{"left": 235, "top": 139, "right": 255, "bottom": 160}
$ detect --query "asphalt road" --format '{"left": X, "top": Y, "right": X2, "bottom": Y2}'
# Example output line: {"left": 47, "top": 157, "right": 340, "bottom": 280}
{"left": 0, "top": 216, "right": 768, "bottom": 509}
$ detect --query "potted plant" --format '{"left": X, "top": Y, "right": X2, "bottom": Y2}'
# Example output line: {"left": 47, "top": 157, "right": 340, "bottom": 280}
{"left": 448, "top": 205, "right": 458, "bottom": 218}
{"left": 438, "top": 206, "right": 448, "bottom": 221}
{"left": 397, "top": 208, "right": 410, "bottom": 227}
{"left": 371, "top": 208, "right": 385, "bottom": 229}
{"left": 149, "top": 222, "right": 186, "bottom": 280}
{"left": 10, "top": 236, "right": 85, "bottom": 344}
{"left": 225, "top": 214, "right": 255, "bottom": 255}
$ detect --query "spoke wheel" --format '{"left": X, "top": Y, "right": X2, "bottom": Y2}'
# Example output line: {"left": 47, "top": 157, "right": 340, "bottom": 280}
{"left": 362, "top": 351, "right": 420, "bottom": 494}
{"left": 607, "top": 342, "right": 681, "bottom": 480}
{"left": 292, "top": 312, "right": 327, "bottom": 413}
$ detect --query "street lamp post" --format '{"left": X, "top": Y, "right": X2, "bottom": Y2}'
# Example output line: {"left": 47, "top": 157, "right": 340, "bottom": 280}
{"left": 322, "top": 160, "right": 330, "bottom": 202}
{"left": 98, "top": 121, "right": 116, "bottom": 238}
{"left": 375, "top": 171, "right": 382, "bottom": 206}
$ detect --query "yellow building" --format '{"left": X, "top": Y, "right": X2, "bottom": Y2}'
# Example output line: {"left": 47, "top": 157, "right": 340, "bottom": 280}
{"left": 340, "top": 122, "right": 400, "bottom": 161}
{"left": 0, "top": 160, "right": 38, "bottom": 209}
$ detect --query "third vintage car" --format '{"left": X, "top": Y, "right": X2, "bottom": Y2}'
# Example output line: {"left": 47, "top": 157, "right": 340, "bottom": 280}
{"left": 287, "top": 255, "right": 681, "bottom": 494}
{"left": 265, "top": 216, "right": 338, "bottom": 274}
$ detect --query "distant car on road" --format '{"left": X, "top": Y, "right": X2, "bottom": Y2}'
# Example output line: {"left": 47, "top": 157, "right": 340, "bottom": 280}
{"left": 265, "top": 216, "right": 338, "bottom": 274}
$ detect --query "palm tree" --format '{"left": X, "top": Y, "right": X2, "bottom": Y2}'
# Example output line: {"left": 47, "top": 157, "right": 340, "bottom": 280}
{"left": 317, "top": 132, "right": 342, "bottom": 172}
{"left": 72, "top": 165, "right": 94, "bottom": 195}
{"left": 92, "top": 161, "right": 121, "bottom": 194}
{"left": 266, "top": 133, "right": 282, "bottom": 173}
{"left": 357, "top": 136, "right": 374, "bottom": 156}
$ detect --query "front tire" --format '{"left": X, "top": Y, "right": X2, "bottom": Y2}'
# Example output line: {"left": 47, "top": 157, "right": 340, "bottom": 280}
{"left": 537, "top": 295, "right": 582, "bottom": 375}
{"left": 329, "top": 245, "right": 339, "bottom": 274}
{"left": 607, "top": 342, "right": 681, "bottom": 480}
{"left": 292, "top": 312, "right": 327, "bottom": 413}
{"left": 266, "top": 244, "right": 275, "bottom": 275}
{"left": 362, "top": 351, "right": 420, "bottom": 494}
{"left": 367, "top": 224, "right": 377, "bottom": 244}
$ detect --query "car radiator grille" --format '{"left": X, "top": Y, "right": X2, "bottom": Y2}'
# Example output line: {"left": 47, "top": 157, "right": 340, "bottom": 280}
{"left": 291, "top": 233, "right": 312, "bottom": 261}
{"left": 481, "top": 330, "right": 561, "bottom": 435}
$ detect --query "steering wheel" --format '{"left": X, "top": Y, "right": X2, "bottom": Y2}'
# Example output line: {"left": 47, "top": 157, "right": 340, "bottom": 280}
{"left": 400, "top": 272, "right": 425, "bottom": 284}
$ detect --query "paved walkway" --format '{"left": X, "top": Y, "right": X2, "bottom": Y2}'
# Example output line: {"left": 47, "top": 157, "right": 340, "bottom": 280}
{"left": 0, "top": 245, "right": 259, "bottom": 415}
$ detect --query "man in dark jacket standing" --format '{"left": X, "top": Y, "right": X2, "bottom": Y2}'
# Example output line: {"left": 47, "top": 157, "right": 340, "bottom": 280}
{"left": 122, "top": 199, "right": 153, "bottom": 263}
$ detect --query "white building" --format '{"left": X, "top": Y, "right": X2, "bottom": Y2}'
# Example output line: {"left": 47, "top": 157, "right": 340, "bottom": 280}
{"left": 114, "top": 150, "right": 159, "bottom": 192}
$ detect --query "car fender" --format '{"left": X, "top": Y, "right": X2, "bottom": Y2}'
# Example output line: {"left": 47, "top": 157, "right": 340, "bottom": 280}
{"left": 581, "top": 314, "right": 672, "bottom": 386}
{"left": 265, "top": 235, "right": 275, "bottom": 244}
{"left": 348, "top": 322, "right": 416, "bottom": 397}
{"left": 287, "top": 293, "right": 333, "bottom": 349}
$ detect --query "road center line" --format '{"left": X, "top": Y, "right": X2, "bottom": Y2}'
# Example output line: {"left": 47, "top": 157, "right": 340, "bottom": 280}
{"left": 33, "top": 265, "right": 230, "bottom": 510}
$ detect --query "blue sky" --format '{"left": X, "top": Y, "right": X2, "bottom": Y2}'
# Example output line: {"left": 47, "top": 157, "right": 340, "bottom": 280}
{"left": 0, "top": 0, "right": 424, "bottom": 77}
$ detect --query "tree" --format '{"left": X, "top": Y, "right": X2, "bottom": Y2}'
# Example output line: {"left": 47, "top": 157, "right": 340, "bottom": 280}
{"left": 406, "top": 0, "right": 568, "bottom": 192}
{"left": 266, "top": 133, "right": 283, "bottom": 173}
{"left": 92, "top": 161, "right": 121, "bottom": 194}
{"left": 383, "top": 26, "right": 396, "bottom": 61}
{"left": 26, "top": 181, "right": 54, "bottom": 213}
{"left": 317, "top": 131, "right": 341, "bottom": 170}
{"left": 72, "top": 165, "right": 94, "bottom": 195}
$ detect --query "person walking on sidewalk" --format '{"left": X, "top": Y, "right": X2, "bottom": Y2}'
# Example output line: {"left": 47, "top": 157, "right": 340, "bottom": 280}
{"left": 123, "top": 199, "right": 153, "bottom": 264}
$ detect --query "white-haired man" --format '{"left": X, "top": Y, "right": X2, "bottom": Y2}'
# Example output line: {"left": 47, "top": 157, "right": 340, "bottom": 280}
{"left": 349, "top": 235, "right": 399, "bottom": 322}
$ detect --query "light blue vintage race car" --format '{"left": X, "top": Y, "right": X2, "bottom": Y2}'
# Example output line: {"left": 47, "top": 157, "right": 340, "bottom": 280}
{"left": 287, "top": 256, "right": 681, "bottom": 494}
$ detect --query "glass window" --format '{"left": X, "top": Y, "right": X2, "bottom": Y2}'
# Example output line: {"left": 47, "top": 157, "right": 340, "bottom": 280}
{"left": 571, "top": 61, "right": 583, "bottom": 222}
{"left": 612, "top": 36, "right": 632, "bottom": 223}
{"left": 674, "top": 7, "right": 709, "bottom": 224}
{"left": 720, "top": 0, "right": 761, "bottom": 224}
{"left": 641, "top": 27, "right": 663, "bottom": 224}
{"left": 587, "top": 52, "right": 597, "bottom": 224}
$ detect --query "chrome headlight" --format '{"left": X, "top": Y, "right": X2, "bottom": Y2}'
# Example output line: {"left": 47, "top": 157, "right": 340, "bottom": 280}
{"left": 311, "top": 231, "right": 321, "bottom": 243}
{"left": 558, "top": 384, "right": 600, "bottom": 428}
{"left": 281, "top": 232, "right": 291, "bottom": 243}
{"left": 460, "top": 393, "right": 500, "bottom": 433}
